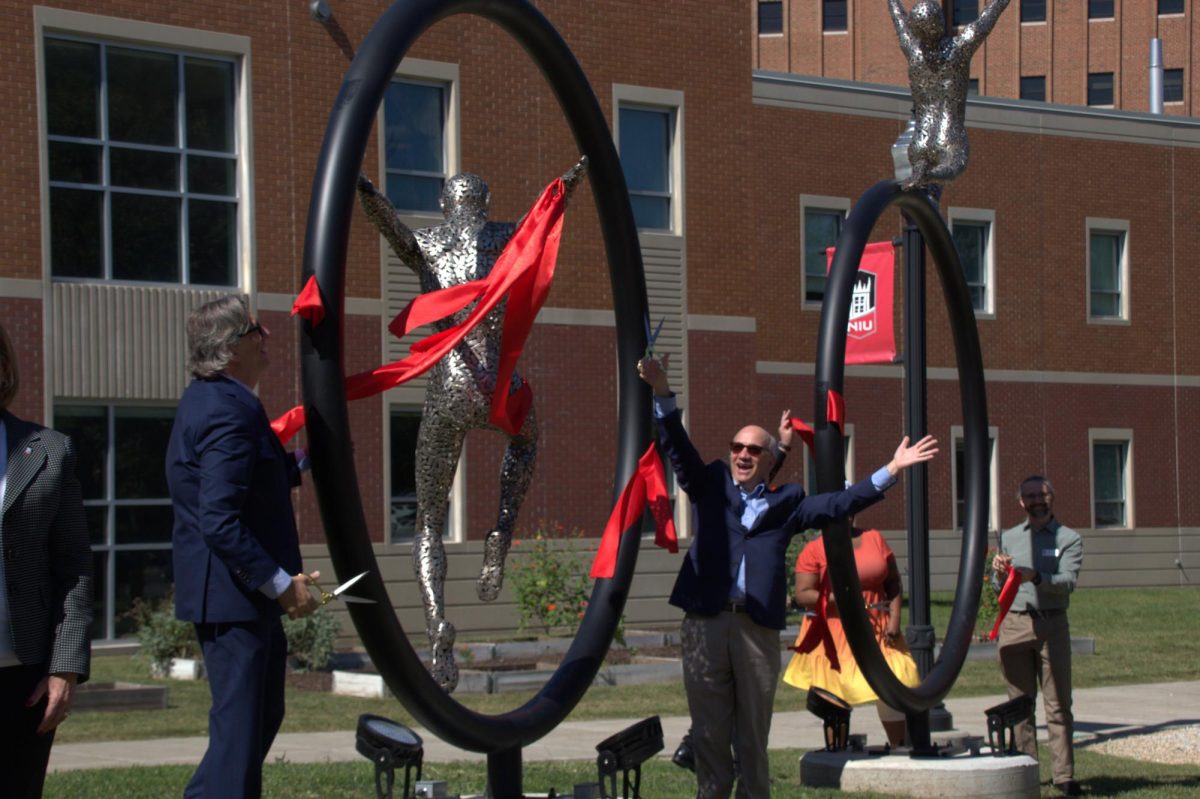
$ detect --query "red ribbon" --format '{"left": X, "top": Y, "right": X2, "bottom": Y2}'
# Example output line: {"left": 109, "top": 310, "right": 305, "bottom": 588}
{"left": 788, "top": 417, "right": 815, "bottom": 452}
{"left": 792, "top": 578, "right": 841, "bottom": 672}
{"left": 271, "top": 178, "right": 567, "bottom": 443}
{"left": 291, "top": 275, "right": 326, "bottom": 327}
{"left": 826, "top": 389, "right": 845, "bottom": 432}
{"left": 590, "top": 443, "right": 678, "bottom": 579}
{"left": 989, "top": 568, "right": 1022, "bottom": 640}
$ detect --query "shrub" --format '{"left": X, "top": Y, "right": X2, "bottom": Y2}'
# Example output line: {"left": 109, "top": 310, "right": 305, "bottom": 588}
{"left": 127, "top": 593, "right": 199, "bottom": 675}
{"left": 282, "top": 606, "right": 342, "bottom": 672}
{"left": 975, "top": 546, "right": 1002, "bottom": 639}
{"left": 508, "top": 522, "right": 593, "bottom": 637}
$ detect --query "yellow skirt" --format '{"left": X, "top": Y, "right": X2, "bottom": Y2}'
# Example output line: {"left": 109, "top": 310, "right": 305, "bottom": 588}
{"left": 782, "top": 624, "right": 920, "bottom": 706}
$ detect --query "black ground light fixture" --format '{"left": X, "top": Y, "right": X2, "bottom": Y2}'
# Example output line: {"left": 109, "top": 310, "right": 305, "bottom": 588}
{"left": 357, "top": 714, "right": 424, "bottom": 799}
{"left": 807, "top": 688, "right": 852, "bottom": 751}
{"left": 984, "top": 695, "right": 1035, "bottom": 755}
{"left": 595, "top": 716, "right": 664, "bottom": 798}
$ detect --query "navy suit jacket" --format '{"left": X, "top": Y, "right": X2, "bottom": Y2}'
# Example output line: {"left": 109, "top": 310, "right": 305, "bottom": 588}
{"left": 167, "top": 375, "right": 302, "bottom": 623}
{"left": 659, "top": 409, "right": 886, "bottom": 630}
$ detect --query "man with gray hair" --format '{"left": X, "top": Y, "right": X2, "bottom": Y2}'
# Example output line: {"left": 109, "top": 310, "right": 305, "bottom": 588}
{"left": 992, "top": 475, "right": 1083, "bottom": 797}
{"left": 166, "top": 294, "right": 320, "bottom": 799}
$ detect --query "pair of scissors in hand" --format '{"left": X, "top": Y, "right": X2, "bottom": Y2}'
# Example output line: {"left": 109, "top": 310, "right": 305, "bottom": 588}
{"left": 307, "top": 571, "right": 376, "bottom": 605}
{"left": 643, "top": 315, "right": 665, "bottom": 359}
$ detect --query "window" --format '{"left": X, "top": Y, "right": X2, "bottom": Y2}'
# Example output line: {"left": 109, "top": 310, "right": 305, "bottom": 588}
{"left": 953, "top": 0, "right": 979, "bottom": 25}
{"left": 389, "top": 408, "right": 456, "bottom": 543}
{"left": 1090, "top": 432, "right": 1132, "bottom": 528}
{"left": 823, "top": 0, "right": 848, "bottom": 32}
{"left": 1159, "top": 0, "right": 1185, "bottom": 15}
{"left": 1021, "top": 0, "right": 1046, "bottom": 22}
{"left": 1087, "top": 72, "right": 1114, "bottom": 106}
{"left": 384, "top": 81, "right": 448, "bottom": 213}
{"left": 952, "top": 426, "right": 998, "bottom": 533}
{"left": 1088, "top": 0, "right": 1114, "bottom": 19}
{"left": 967, "top": 78, "right": 980, "bottom": 97}
{"left": 44, "top": 36, "right": 238, "bottom": 285}
{"left": 55, "top": 405, "right": 175, "bottom": 641}
{"left": 801, "top": 197, "right": 849, "bottom": 305}
{"left": 1020, "top": 75, "right": 1046, "bottom": 101}
{"left": 1164, "top": 68, "right": 1184, "bottom": 103}
{"left": 1087, "top": 219, "right": 1129, "bottom": 321}
{"left": 758, "top": 1, "right": 783, "bottom": 35}
{"left": 619, "top": 106, "right": 675, "bottom": 231}
{"left": 949, "top": 209, "right": 994, "bottom": 315}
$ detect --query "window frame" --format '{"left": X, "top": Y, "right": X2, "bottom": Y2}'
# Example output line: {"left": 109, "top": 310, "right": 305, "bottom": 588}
{"left": 822, "top": 0, "right": 849, "bottom": 33}
{"left": 613, "top": 84, "right": 685, "bottom": 237}
{"left": 758, "top": 0, "right": 784, "bottom": 36}
{"left": 385, "top": 403, "right": 465, "bottom": 546}
{"left": 1087, "top": 0, "right": 1115, "bottom": 20}
{"left": 1019, "top": 75, "right": 1047, "bottom": 102}
{"left": 36, "top": 11, "right": 250, "bottom": 289}
{"left": 800, "top": 194, "right": 850, "bottom": 310}
{"left": 948, "top": 207, "right": 996, "bottom": 318}
{"left": 1089, "top": 429, "right": 1134, "bottom": 530}
{"left": 1085, "top": 217, "right": 1130, "bottom": 324}
{"left": 1163, "top": 68, "right": 1184, "bottom": 104}
{"left": 953, "top": 0, "right": 980, "bottom": 26}
{"left": 950, "top": 425, "right": 999, "bottom": 533}
{"left": 1158, "top": 0, "right": 1185, "bottom": 16}
{"left": 1087, "top": 71, "right": 1115, "bottom": 107}
{"left": 1020, "top": 0, "right": 1047, "bottom": 24}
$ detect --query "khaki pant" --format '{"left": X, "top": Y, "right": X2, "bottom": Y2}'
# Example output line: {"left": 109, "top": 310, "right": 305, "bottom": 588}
{"left": 681, "top": 611, "right": 781, "bottom": 799}
{"left": 997, "top": 610, "right": 1074, "bottom": 784}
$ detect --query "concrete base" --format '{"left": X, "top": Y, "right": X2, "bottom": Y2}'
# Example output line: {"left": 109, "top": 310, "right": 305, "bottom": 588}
{"left": 801, "top": 749, "right": 1040, "bottom": 799}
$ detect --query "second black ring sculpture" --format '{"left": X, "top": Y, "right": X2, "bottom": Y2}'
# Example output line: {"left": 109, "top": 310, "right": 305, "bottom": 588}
{"left": 297, "top": 0, "right": 651, "bottom": 788}
{"left": 812, "top": 180, "right": 990, "bottom": 713}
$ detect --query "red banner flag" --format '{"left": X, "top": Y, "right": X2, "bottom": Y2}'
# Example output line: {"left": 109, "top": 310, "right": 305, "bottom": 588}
{"left": 825, "top": 241, "right": 896, "bottom": 365}
{"left": 590, "top": 443, "right": 678, "bottom": 579}
{"left": 988, "top": 568, "right": 1023, "bottom": 641}
{"left": 291, "top": 275, "right": 326, "bottom": 327}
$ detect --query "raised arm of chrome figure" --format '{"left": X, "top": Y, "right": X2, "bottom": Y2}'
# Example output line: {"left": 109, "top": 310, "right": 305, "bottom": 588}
{"left": 888, "top": 0, "right": 1010, "bottom": 189}
{"left": 357, "top": 159, "right": 587, "bottom": 691}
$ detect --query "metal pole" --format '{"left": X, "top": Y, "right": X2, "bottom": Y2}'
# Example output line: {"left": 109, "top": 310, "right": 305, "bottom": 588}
{"left": 1150, "top": 38, "right": 1165, "bottom": 114}
{"left": 486, "top": 748, "right": 523, "bottom": 799}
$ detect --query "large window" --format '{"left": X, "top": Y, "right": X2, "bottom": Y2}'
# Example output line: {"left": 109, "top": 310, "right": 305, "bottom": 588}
{"left": 1164, "top": 69, "right": 1184, "bottom": 103}
{"left": 44, "top": 36, "right": 238, "bottom": 285}
{"left": 801, "top": 197, "right": 849, "bottom": 305}
{"left": 1091, "top": 432, "right": 1132, "bottom": 528}
{"left": 389, "top": 408, "right": 456, "bottom": 543}
{"left": 618, "top": 106, "right": 675, "bottom": 231}
{"left": 953, "top": 0, "right": 979, "bottom": 25}
{"left": 949, "top": 209, "right": 995, "bottom": 315}
{"left": 1159, "top": 0, "right": 1185, "bottom": 15}
{"left": 1021, "top": 0, "right": 1046, "bottom": 23}
{"left": 758, "top": 1, "right": 783, "bottom": 35}
{"left": 56, "top": 405, "right": 175, "bottom": 641}
{"left": 823, "top": 0, "right": 848, "bottom": 32}
{"left": 384, "top": 79, "right": 448, "bottom": 213}
{"left": 1087, "top": 219, "right": 1128, "bottom": 321}
{"left": 1088, "top": 72, "right": 1114, "bottom": 106}
{"left": 1088, "top": 0, "right": 1114, "bottom": 19}
{"left": 952, "top": 427, "right": 998, "bottom": 533}
{"left": 1020, "top": 75, "right": 1046, "bottom": 101}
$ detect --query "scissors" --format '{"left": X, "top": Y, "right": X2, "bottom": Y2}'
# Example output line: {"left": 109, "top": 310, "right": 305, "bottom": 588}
{"left": 643, "top": 315, "right": 665, "bottom": 358}
{"left": 307, "top": 571, "right": 376, "bottom": 605}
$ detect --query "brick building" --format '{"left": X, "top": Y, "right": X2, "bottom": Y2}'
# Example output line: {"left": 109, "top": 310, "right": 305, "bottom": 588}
{"left": 1, "top": 0, "right": 1196, "bottom": 650}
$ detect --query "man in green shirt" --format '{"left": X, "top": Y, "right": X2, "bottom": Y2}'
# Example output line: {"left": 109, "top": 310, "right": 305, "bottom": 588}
{"left": 992, "top": 475, "right": 1084, "bottom": 797}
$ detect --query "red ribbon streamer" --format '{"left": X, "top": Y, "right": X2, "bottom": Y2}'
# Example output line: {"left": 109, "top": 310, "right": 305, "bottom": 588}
{"left": 988, "top": 568, "right": 1023, "bottom": 640}
{"left": 826, "top": 389, "right": 845, "bottom": 432}
{"left": 792, "top": 578, "right": 841, "bottom": 672}
{"left": 590, "top": 443, "right": 678, "bottom": 579}
{"left": 291, "top": 275, "right": 326, "bottom": 327}
{"left": 788, "top": 417, "right": 815, "bottom": 452}
{"left": 270, "top": 178, "right": 567, "bottom": 443}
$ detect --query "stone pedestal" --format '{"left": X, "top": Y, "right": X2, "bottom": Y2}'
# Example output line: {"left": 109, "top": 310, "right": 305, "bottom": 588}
{"left": 800, "top": 749, "right": 1039, "bottom": 799}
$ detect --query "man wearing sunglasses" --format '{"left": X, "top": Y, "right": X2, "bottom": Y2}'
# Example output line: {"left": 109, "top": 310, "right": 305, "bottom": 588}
{"left": 637, "top": 355, "right": 937, "bottom": 799}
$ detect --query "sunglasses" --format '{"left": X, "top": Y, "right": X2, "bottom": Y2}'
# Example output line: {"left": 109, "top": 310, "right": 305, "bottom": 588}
{"left": 729, "top": 441, "right": 766, "bottom": 457}
{"left": 239, "top": 321, "right": 266, "bottom": 339}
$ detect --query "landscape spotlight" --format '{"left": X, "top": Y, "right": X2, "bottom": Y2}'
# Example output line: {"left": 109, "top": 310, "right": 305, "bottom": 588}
{"left": 807, "top": 687, "right": 852, "bottom": 751}
{"left": 595, "top": 715, "right": 664, "bottom": 798}
{"left": 984, "top": 695, "right": 1034, "bottom": 755}
{"left": 356, "top": 713, "right": 424, "bottom": 799}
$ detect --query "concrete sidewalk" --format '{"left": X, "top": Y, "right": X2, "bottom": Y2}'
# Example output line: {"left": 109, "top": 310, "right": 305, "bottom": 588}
{"left": 49, "top": 680, "right": 1200, "bottom": 772}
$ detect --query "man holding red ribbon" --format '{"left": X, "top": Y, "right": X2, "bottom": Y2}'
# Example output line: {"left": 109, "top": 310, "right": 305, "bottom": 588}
{"left": 637, "top": 355, "right": 937, "bottom": 799}
{"left": 992, "top": 476, "right": 1083, "bottom": 797}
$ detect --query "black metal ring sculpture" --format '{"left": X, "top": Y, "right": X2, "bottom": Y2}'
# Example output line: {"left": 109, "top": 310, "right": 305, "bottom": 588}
{"left": 298, "top": 0, "right": 650, "bottom": 790}
{"left": 813, "top": 180, "right": 989, "bottom": 713}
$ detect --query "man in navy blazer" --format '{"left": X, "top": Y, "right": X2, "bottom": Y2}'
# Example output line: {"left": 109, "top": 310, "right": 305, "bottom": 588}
{"left": 638, "top": 356, "right": 936, "bottom": 799}
{"left": 167, "top": 295, "right": 320, "bottom": 799}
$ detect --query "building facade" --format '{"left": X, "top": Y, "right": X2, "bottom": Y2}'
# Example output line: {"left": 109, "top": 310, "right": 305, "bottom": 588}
{"left": 1, "top": 0, "right": 1196, "bottom": 650}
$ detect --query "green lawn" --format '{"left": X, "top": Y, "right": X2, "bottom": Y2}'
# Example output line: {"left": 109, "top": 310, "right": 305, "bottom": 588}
{"left": 44, "top": 746, "right": 1200, "bottom": 799}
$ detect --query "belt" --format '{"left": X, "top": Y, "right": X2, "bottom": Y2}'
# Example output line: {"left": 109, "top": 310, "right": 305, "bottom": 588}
{"left": 723, "top": 601, "right": 749, "bottom": 614}
{"left": 1013, "top": 608, "right": 1066, "bottom": 619}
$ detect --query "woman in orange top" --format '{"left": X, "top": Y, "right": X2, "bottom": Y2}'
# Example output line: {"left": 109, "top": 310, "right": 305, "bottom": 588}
{"left": 783, "top": 518, "right": 919, "bottom": 747}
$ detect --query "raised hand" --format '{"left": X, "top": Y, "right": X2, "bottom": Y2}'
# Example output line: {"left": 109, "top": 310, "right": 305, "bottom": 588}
{"left": 778, "top": 409, "right": 795, "bottom": 451}
{"left": 637, "top": 354, "right": 672, "bottom": 397}
{"left": 886, "top": 434, "right": 938, "bottom": 476}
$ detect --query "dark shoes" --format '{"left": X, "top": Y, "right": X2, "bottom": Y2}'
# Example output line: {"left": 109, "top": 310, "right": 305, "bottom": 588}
{"left": 1054, "top": 780, "right": 1082, "bottom": 796}
{"left": 672, "top": 735, "right": 695, "bottom": 772}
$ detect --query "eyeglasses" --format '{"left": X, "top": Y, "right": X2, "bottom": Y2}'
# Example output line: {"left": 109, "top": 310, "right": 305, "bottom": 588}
{"left": 729, "top": 442, "right": 766, "bottom": 457}
{"left": 239, "top": 321, "right": 266, "bottom": 339}
{"left": 1021, "top": 491, "right": 1051, "bottom": 500}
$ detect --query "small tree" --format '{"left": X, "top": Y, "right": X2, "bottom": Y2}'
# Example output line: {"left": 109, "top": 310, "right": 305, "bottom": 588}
{"left": 508, "top": 522, "right": 592, "bottom": 637}
{"left": 282, "top": 606, "right": 342, "bottom": 672}
{"left": 127, "top": 593, "right": 199, "bottom": 676}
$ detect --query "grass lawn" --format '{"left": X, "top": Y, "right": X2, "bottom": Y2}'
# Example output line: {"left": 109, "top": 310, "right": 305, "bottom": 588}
{"left": 44, "top": 746, "right": 1200, "bottom": 798}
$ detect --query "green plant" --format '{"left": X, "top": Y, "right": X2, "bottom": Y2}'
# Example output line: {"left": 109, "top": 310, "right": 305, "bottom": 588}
{"left": 975, "top": 546, "right": 1001, "bottom": 639}
{"left": 282, "top": 606, "right": 341, "bottom": 672}
{"left": 126, "top": 593, "right": 199, "bottom": 675}
{"left": 508, "top": 521, "right": 593, "bottom": 637}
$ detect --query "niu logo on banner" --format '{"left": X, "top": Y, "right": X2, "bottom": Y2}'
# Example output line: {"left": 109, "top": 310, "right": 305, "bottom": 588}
{"left": 847, "top": 270, "right": 877, "bottom": 340}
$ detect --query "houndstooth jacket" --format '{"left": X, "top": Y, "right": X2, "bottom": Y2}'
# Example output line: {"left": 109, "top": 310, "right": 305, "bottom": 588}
{"left": 1, "top": 410, "right": 93, "bottom": 680}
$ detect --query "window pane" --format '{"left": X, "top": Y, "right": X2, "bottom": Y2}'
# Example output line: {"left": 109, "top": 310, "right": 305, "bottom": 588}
{"left": 1094, "top": 445, "right": 1121, "bottom": 499}
{"left": 389, "top": 410, "right": 448, "bottom": 543}
{"left": 188, "top": 200, "right": 238, "bottom": 286}
{"left": 110, "top": 147, "right": 179, "bottom": 191}
{"left": 55, "top": 406, "right": 108, "bottom": 499}
{"left": 49, "top": 141, "right": 102, "bottom": 184}
{"left": 89, "top": 550, "right": 108, "bottom": 640}
{"left": 952, "top": 222, "right": 985, "bottom": 284}
{"left": 1088, "top": 72, "right": 1114, "bottom": 105}
{"left": 823, "top": 0, "right": 847, "bottom": 31}
{"left": 113, "top": 549, "right": 174, "bottom": 637}
{"left": 1088, "top": 0, "right": 1114, "bottom": 18}
{"left": 1089, "top": 232, "right": 1119, "bottom": 292}
{"left": 1159, "top": 0, "right": 1185, "bottom": 14}
{"left": 45, "top": 39, "right": 100, "bottom": 138}
{"left": 386, "top": 174, "right": 444, "bottom": 215}
{"left": 1021, "top": 0, "right": 1046, "bottom": 22}
{"left": 112, "top": 193, "right": 180, "bottom": 282}
{"left": 85, "top": 507, "right": 107, "bottom": 546}
{"left": 1163, "top": 69, "right": 1184, "bottom": 103}
{"left": 619, "top": 108, "right": 671, "bottom": 194}
{"left": 115, "top": 505, "right": 174, "bottom": 544}
{"left": 187, "top": 155, "right": 236, "bottom": 197}
{"left": 184, "top": 58, "right": 235, "bottom": 153}
{"left": 967, "top": 78, "right": 980, "bottom": 96}
{"left": 50, "top": 187, "right": 104, "bottom": 279}
{"left": 114, "top": 408, "right": 175, "bottom": 498}
{"left": 804, "top": 210, "right": 842, "bottom": 303}
{"left": 1019, "top": 75, "right": 1046, "bottom": 101}
{"left": 107, "top": 47, "right": 178, "bottom": 146}
{"left": 630, "top": 195, "right": 671, "bottom": 231}
{"left": 384, "top": 81, "right": 445, "bottom": 174}
{"left": 759, "top": 1, "right": 783, "bottom": 34}
{"left": 954, "top": 0, "right": 979, "bottom": 25}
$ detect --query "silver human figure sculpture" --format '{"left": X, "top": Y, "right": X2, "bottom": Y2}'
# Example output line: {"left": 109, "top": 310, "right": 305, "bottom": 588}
{"left": 358, "top": 160, "right": 587, "bottom": 691}
{"left": 888, "top": 0, "right": 1011, "bottom": 189}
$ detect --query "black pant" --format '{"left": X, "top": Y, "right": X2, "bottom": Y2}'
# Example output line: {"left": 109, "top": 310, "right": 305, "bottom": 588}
{"left": 0, "top": 663, "right": 55, "bottom": 799}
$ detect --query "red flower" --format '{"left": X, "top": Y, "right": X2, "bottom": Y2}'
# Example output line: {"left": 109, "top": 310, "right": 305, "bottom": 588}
{"left": 546, "top": 603, "right": 557, "bottom": 611}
